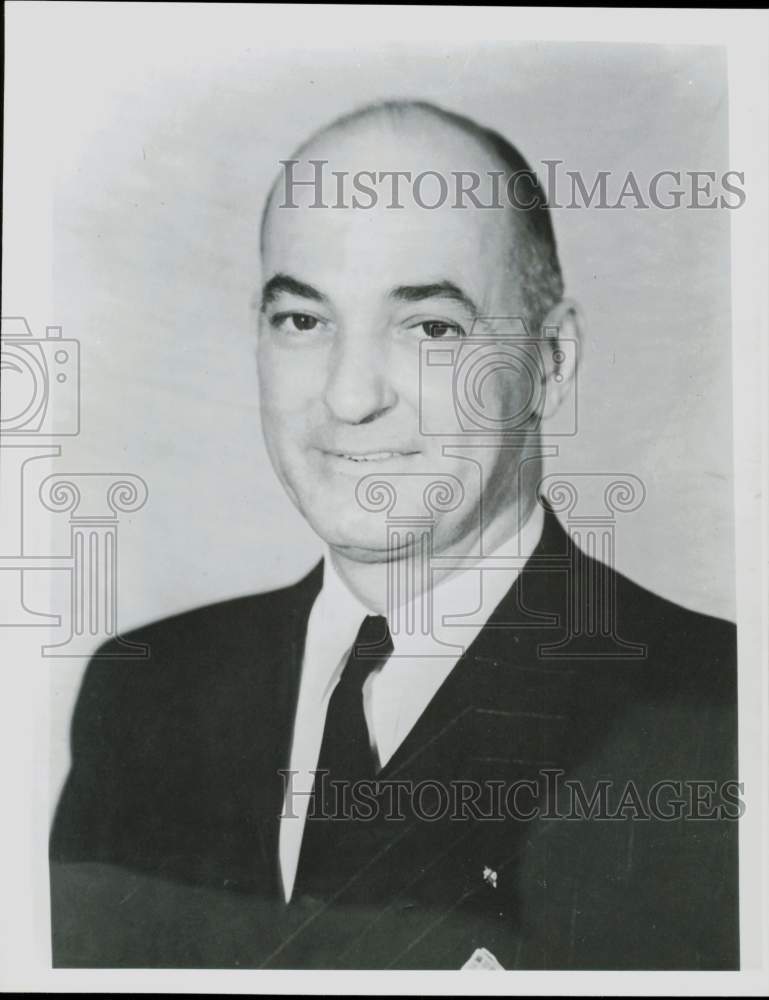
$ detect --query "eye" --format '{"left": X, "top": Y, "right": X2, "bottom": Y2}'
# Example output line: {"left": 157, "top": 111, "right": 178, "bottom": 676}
{"left": 269, "top": 312, "right": 322, "bottom": 334}
{"left": 420, "top": 320, "right": 466, "bottom": 339}
{"left": 288, "top": 313, "right": 319, "bottom": 332}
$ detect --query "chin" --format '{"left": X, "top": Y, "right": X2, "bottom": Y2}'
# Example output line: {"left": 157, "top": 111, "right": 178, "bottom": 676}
{"left": 315, "top": 513, "right": 470, "bottom": 567}
{"left": 301, "top": 505, "right": 390, "bottom": 554}
{"left": 328, "top": 541, "right": 395, "bottom": 565}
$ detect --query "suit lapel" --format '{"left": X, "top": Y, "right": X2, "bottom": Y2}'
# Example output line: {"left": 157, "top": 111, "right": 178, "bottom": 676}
{"left": 265, "top": 512, "right": 594, "bottom": 966}
{"left": 378, "top": 507, "right": 578, "bottom": 784}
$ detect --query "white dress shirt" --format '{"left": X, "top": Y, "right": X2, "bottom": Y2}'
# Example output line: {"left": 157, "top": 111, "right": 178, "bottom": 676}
{"left": 278, "top": 503, "right": 545, "bottom": 902}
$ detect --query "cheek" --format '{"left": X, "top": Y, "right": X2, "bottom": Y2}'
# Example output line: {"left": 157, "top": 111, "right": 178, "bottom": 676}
{"left": 415, "top": 348, "right": 530, "bottom": 435}
{"left": 257, "top": 344, "right": 325, "bottom": 433}
{"left": 483, "top": 361, "right": 543, "bottom": 429}
{"left": 389, "top": 340, "right": 426, "bottom": 408}
{"left": 416, "top": 366, "right": 460, "bottom": 435}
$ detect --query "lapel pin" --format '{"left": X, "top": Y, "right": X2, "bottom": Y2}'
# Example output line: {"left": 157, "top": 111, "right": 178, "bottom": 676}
{"left": 482, "top": 865, "right": 498, "bottom": 889}
{"left": 462, "top": 946, "right": 504, "bottom": 970}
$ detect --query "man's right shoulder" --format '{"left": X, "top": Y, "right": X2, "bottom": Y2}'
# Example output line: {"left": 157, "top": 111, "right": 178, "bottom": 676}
{"left": 74, "top": 561, "right": 323, "bottom": 707}
{"left": 52, "top": 563, "right": 323, "bottom": 871}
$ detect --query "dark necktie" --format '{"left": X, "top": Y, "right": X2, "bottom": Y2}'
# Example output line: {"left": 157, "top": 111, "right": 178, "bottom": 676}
{"left": 294, "top": 614, "right": 393, "bottom": 896}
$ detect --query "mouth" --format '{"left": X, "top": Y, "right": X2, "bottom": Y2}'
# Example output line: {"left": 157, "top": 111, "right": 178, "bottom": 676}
{"left": 323, "top": 449, "right": 421, "bottom": 464}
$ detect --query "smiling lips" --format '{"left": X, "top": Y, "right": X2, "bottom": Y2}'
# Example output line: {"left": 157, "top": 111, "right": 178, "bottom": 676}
{"left": 325, "top": 449, "right": 420, "bottom": 463}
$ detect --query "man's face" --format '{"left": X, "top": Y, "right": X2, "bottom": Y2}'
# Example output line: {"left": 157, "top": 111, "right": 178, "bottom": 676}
{"left": 258, "top": 123, "right": 541, "bottom": 562}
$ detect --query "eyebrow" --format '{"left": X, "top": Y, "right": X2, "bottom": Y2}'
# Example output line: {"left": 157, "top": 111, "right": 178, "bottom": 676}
{"left": 260, "top": 273, "right": 328, "bottom": 310}
{"left": 259, "top": 274, "right": 480, "bottom": 317}
{"left": 388, "top": 282, "right": 480, "bottom": 316}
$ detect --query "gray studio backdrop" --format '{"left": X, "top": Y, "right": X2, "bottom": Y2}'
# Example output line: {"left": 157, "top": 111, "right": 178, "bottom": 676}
{"left": 46, "top": 41, "right": 734, "bottom": 803}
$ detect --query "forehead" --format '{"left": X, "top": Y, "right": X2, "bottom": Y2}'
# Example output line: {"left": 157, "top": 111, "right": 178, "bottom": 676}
{"left": 261, "top": 118, "right": 520, "bottom": 305}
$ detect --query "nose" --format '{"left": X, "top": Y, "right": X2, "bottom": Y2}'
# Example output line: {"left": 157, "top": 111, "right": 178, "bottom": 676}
{"left": 322, "top": 330, "right": 397, "bottom": 424}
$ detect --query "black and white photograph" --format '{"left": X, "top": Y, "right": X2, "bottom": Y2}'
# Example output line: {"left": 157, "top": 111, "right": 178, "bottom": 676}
{"left": 1, "top": 3, "right": 767, "bottom": 993}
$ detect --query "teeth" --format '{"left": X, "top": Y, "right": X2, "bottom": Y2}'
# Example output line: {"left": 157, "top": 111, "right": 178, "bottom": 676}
{"left": 340, "top": 451, "right": 398, "bottom": 462}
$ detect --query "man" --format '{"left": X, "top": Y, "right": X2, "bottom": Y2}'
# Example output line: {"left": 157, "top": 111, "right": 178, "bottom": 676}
{"left": 50, "top": 101, "right": 738, "bottom": 970}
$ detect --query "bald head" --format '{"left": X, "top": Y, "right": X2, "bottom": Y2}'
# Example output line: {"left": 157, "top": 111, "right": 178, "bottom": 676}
{"left": 256, "top": 99, "right": 579, "bottom": 566}
{"left": 261, "top": 99, "right": 563, "bottom": 333}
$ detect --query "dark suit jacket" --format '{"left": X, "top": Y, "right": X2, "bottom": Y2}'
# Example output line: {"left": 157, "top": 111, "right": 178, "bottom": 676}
{"left": 50, "top": 510, "right": 739, "bottom": 969}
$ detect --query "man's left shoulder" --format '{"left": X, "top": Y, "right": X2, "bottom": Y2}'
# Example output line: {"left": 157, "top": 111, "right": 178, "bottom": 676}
{"left": 612, "top": 565, "right": 737, "bottom": 697}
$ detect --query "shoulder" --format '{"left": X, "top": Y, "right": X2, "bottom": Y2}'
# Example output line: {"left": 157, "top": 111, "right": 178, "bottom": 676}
{"left": 52, "top": 565, "right": 323, "bottom": 866}
{"left": 563, "top": 557, "right": 738, "bottom": 784}
{"left": 532, "top": 509, "right": 736, "bottom": 692}
{"left": 534, "top": 513, "right": 738, "bottom": 770}
{"left": 610, "top": 563, "right": 736, "bottom": 696}
{"left": 124, "top": 561, "right": 322, "bottom": 655}
{"left": 69, "top": 562, "right": 323, "bottom": 740}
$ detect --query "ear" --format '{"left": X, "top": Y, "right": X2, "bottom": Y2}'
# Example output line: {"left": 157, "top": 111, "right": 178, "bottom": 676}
{"left": 539, "top": 298, "right": 583, "bottom": 421}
